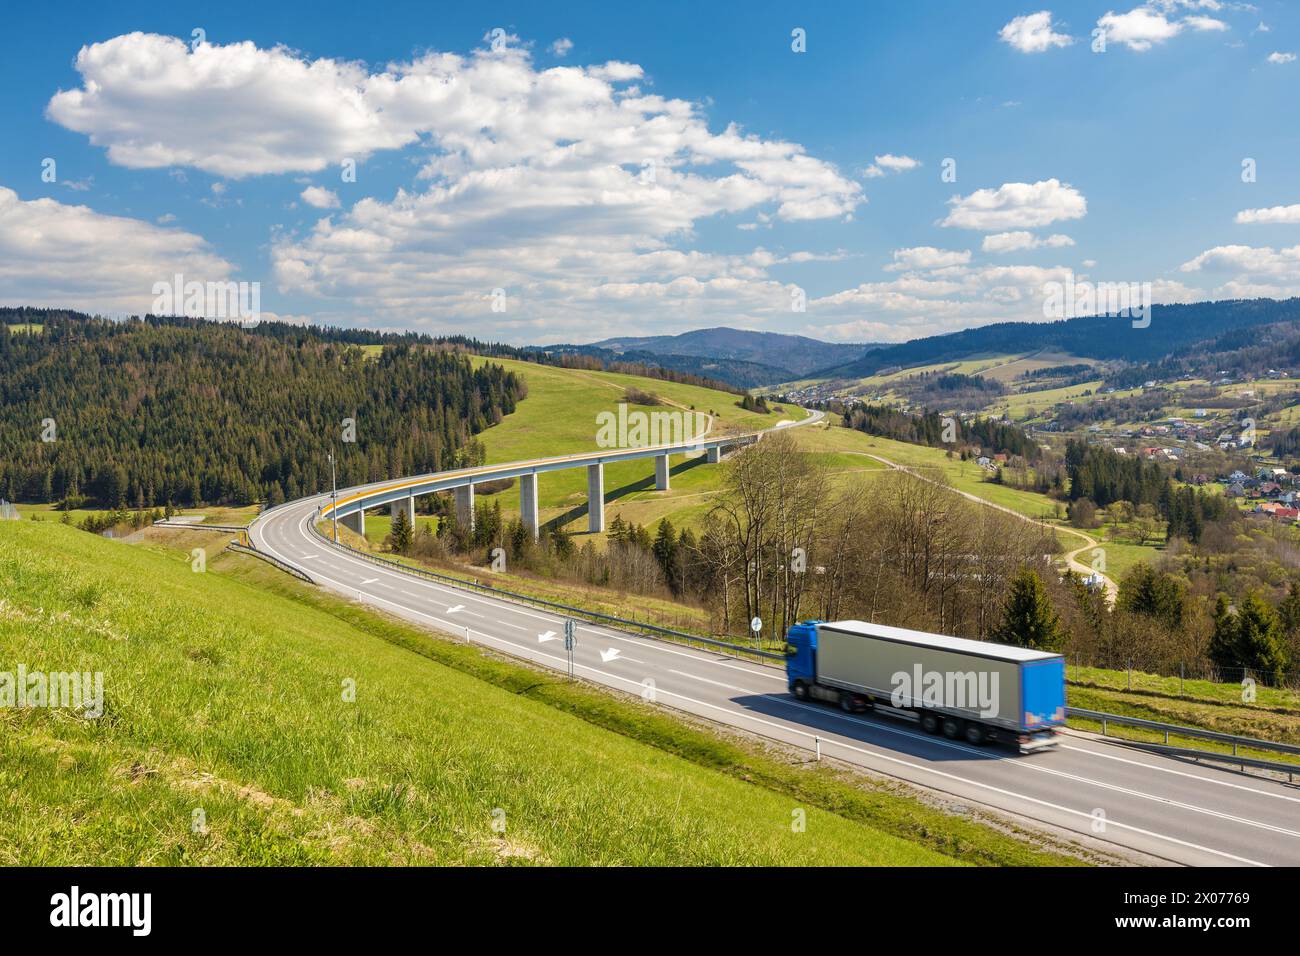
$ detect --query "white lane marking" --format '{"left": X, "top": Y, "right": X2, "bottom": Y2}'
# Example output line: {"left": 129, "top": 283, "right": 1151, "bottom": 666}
{"left": 260, "top": 507, "right": 1274, "bottom": 865}
{"left": 669, "top": 669, "right": 752, "bottom": 693}
{"left": 760, "top": 693, "right": 1300, "bottom": 841}
{"left": 576, "top": 624, "right": 785, "bottom": 681}
{"left": 1059, "top": 741, "right": 1300, "bottom": 805}
{"left": 1022, "top": 761, "right": 1300, "bottom": 838}
{"left": 361, "top": 577, "right": 379, "bottom": 585}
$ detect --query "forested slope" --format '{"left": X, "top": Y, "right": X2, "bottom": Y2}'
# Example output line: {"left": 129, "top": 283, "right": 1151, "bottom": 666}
{"left": 0, "top": 313, "right": 525, "bottom": 508}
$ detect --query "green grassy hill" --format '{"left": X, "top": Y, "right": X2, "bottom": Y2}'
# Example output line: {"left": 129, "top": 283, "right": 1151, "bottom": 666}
{"left": 3, "top": 519, "right": 1087, "bottom": 866}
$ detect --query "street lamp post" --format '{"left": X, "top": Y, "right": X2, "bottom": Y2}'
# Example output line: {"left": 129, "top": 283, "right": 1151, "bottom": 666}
{"left": 328, "top": 452, "right": 338, "bottom": 542}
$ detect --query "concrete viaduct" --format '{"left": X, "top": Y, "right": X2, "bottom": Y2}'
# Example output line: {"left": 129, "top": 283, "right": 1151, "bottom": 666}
{"left": 320, "top": 431, "right": 765, "bottom": 542}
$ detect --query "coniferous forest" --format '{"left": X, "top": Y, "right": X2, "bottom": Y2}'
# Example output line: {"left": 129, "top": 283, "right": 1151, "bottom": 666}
{"left": 0, "top": 311, "right": 526, "bottom": 508}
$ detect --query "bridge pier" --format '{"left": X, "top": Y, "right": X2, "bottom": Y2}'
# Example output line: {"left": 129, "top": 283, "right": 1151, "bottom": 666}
{"left": 706, "top": 446, "right": 722, "bottom": 464}
{"left": 340, "top": 509, "right": 365, "bottom": 537}
{"left": 454, "top": 484, "right": 475, "bottom": 532}
{"left": 654, "top": 453, "right": 671, "bottom": 491}
{"left": 390, "top": 495, "right": 415, "bottom": 528}
{"left": 520, "top": 472, "right": 539, "bottom": 541}
{"left": 587, "top": 463, "right": 605, "bottom": 533}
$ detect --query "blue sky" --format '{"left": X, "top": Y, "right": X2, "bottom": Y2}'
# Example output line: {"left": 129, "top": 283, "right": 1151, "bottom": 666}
{"left": 2, "top": 0, "right": 1300, "bottom": 344}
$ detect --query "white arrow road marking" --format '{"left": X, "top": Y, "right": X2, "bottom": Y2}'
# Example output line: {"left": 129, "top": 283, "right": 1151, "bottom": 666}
{"left": 300, "top": 554, "right": 318, "bottom": 559}
{"left": 447, "top": 604, "right": 465, "bottom": 614}
{"left": 600, "top": 648, "right": 622, "bottom": 662}
{"left": 361, "top": 578, "right": 379, "bottom": 584}
{"left": 538, "top": 631, "right": 558, "bottom": 643}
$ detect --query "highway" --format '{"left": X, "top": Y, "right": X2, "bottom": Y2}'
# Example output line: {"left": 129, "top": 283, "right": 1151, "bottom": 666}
{"left": 250, "top": 437, "right": 1300, "bottom": 868}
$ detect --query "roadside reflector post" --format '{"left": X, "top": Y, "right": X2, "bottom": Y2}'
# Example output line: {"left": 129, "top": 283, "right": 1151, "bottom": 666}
{"left": 814, "top": 736, "right": 821, "bottom": 762}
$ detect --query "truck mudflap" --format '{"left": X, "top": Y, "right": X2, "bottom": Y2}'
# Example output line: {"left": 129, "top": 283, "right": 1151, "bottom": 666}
{"left": 1017, "top": 730, "right": 1059, "bottom": 754}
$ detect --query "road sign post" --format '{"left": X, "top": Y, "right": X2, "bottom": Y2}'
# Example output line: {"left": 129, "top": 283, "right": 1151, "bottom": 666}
{"left": 564, "top": 619, "right": 576, "bottom": 678}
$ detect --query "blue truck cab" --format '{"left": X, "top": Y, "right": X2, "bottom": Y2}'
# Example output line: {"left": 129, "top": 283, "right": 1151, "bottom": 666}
{"left": 785, "top": 620, "right": 820, "bottom": 689}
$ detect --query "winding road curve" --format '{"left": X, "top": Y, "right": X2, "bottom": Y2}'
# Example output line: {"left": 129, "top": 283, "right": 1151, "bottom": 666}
{"left": 248, "top": 411, "right": 1300, "bottom": 867}
{"left": 859, "top": 449, "right": 1121, "bottom": 604}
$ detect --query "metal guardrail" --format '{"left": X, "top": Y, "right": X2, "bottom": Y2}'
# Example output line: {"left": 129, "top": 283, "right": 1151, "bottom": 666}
{"left": 1067, "top": 706, "right": 1300, "bottom": 779}
{"left": 226, "top": 541, "right": 315, "bottom": 584}
{"left": 307, "top": 519, "right": 786, "bottom": 662}
{"left": 153, "top": 520, "right": 249, "bottom": 533}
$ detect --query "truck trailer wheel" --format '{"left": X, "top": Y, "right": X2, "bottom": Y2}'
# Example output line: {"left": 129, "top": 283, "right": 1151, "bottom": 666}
{"left": 919, "top": 712, "right": 940, "bottom": 734}
{"left": 839, "top": 692, "right": 857, "bottom": 713}
{"left": 963, "top": 722, "right": 987, "bottom": 746}
{"left": 941, "top": 717, "right": 961, "bottom": 739}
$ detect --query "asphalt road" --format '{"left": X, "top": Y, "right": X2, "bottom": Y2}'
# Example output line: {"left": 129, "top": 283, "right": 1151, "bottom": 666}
{"left": 249, "top": 415, "right": 1300, "bottom": 868}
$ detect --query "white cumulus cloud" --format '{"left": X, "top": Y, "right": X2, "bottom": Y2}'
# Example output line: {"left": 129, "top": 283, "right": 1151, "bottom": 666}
{"left": 301, "top": 186, "right": 340, "bottom": 209}
{"left": 1235, "top": 204, "right": 1300, "bottom": 224}
{"left": 981, "top": 231, "right": 1076, "bottom": 253}
{"left": 999, "top": 12, "right": 1074, "bottom": 53}
{"left": 863, "top": 153, "right": 921, "bottom": 178}
{"left": 1096, "top": 5, "right": 1228, "bottom": 52}
{"left": 942, "top": 179, "right": 1086, "bottom": 231}
{"left": 884, "top": 247, "right": 972, "bottom": 271}
{"left": 0, "top": 186, "right": 234, "bottom": 313}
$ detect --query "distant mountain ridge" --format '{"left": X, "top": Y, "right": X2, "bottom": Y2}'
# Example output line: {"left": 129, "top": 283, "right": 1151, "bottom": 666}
{"left": 580, "top": 327, "right": 872, "bottom": 379}
{"left": 813, "top": 298, "right": 1300, "bottom": 380}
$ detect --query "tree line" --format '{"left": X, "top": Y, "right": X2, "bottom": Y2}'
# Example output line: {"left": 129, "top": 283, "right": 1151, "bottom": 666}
{"left": 842, "top": 403, "right": 1039, "bottom": 460}
{"left": 0, "top": 313, "right": 524, "bottom": 509}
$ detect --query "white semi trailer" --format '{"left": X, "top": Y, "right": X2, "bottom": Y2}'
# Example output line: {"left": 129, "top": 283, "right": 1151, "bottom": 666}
{"left": 785, "top": 619, "right": 1066, "bottom": 752}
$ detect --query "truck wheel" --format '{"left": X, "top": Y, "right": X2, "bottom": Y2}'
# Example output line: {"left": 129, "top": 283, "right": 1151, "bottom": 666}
{"left": 941, "top": 717, "right": 961, "bottom": 739}
{"left": 920, "top": 712, "right": 940, "bottom": 734}
{"left": 792, "top": 681, "right": 810, "bottom": 701}
{"left": 963, "top": 723, "right": 987, "bottom": 746}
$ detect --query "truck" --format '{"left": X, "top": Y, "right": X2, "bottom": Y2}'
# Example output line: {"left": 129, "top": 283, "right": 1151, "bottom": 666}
{"left": 785, "top": 619, "right": 1066, "bottom": 753}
